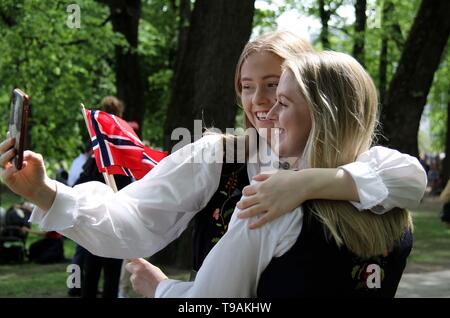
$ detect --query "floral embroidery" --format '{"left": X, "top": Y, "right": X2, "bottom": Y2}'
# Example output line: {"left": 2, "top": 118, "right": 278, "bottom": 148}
{"left": 224, "top": 172, "right": 238, "bottom": 192}
{"left": 212, "top": 208, "right": 220, "bottom": 220}
{"left": 209, "top": 170, "right": 244, "bottom": 244}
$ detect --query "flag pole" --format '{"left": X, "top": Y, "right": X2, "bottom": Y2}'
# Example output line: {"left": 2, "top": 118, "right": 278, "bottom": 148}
{"left": 80, "top": 103, "right": 118, "bottom": 193}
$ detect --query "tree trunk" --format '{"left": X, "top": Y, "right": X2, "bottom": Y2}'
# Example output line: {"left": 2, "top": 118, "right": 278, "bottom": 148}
{"left": 99, "top": 0, "right": 145, "bottom": 134}
{"left": 379, "top": 0, "right": 450, "bottom": 157}
{"left": 173, "top": 0, "right": 191, "bottom": 72}
{"left": 163, "top": 0, "right": 255, "bottom": 151}
{"left": 353, "top": 0, "right": 366, "bottom": 66}
{"left": 319, "top": 0, "right": 331, "bottom": 49}
{"left": 443, "top": 100, "right": 450, "bottom": 183}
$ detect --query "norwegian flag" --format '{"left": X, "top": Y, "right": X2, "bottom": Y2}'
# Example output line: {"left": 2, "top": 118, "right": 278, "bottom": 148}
{"left": 84, "top": 109, "right": 167, "bottom": 180}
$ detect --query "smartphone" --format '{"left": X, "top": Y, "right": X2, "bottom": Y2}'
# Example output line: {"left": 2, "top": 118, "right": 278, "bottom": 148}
{"left": 8, "top": 88, "right": 29, "bottom": 170}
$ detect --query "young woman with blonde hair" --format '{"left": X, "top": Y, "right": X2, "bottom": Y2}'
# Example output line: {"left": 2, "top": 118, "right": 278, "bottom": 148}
{"left": 133, "top": 51, "right": 414, "bottom": 298}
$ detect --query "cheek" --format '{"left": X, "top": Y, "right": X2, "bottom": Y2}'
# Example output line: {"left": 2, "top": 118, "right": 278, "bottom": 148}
{"left": 277, "top": 108, "right": 289, "bottom": 126}
{"left": 241, "top": 92, "right": 251, "bottom": 109}
{"left": 241, "top": 94, "right": 255, "bottom": 122}
{"left": 297, "top": 109, "right": 312, "bottom": 145}
{"left": 266, "top": 91, "right": 277, "bottom": 106}
{"left": 303, "top": 109, "right": 312, "bottom": 133}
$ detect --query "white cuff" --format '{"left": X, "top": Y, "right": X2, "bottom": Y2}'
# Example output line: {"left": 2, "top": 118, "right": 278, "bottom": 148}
{"left": 339, "top": 161, "right": 389, "bottom": 214}
{"left": 29, "top": 181, "right": 78, "bottom": 231}
{"left": 155, "top": 279, "right": 178, "bottom": 298}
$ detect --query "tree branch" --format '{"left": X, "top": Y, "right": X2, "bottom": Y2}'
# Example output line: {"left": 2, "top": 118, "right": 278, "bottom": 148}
{"left": 99, "top": 14, "right": 112, "bottom": 27}
{"left": 59, "top": 39, "right": 89, "bottom": 46}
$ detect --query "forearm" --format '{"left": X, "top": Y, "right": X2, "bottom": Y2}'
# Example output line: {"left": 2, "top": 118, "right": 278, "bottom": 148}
{"left": 300, "top": 168, "right": 359, "bottom": 202}
{"left": 29, "top": 177, "right": 57, "bottom": 211}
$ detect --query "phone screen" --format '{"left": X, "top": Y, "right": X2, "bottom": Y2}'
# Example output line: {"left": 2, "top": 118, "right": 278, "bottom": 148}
{"left": 8, "top": 89, "right": 29, "bottom": 170}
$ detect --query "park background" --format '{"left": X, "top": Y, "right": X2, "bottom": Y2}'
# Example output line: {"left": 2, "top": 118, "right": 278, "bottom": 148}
{"left": 0, "top": 0, "right": 449, "bottom": 298}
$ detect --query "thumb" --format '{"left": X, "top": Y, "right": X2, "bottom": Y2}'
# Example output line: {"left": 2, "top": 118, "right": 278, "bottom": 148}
{"left": 23, "top": 151, "right": 44, "bottom": 164}
{"left": 126, "top": 258, "right": 140, "bottom": 263}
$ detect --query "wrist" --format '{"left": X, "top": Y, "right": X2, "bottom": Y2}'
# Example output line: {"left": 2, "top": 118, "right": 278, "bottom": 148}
{"left": 300, "top": 168, "right": 359, "bottom": 202}
{"left": 152, "top": 278, "right": 169, "bottom": 298}
{"left": 295, "top": 169, "right": 313, "bottom": 202}
{"left": 31, "top": 177, "right": 57, "bottom": 211}
{"left": 298, "top": 168, "right": 340, "bottom": 201}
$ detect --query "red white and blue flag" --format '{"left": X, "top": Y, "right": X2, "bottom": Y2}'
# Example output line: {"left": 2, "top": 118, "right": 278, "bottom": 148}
{"left": 84, "top": 109, "right": 167, "bottom": 180}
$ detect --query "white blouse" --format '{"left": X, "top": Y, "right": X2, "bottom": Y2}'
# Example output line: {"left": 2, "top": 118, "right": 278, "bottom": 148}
{"left": 156, "top": 198, "right": 303, "bottom": 297}
{"left": 30, "top": 135, "right": 426, "bottom": 261}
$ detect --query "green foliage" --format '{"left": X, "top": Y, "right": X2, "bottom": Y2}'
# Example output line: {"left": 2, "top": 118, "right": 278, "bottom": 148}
{"left": 0, "top": 0, "right": 180, "bottom": 167}
{"left": 258, "top": 0, "right": 447, "bottom": 152}
{"left": 139, "top": 0, "right": 179, "bottom": 147}
{"left": 427, "top": 46, "right": 449, "bottom": 153}
{"left": 144, "top": 68, "right": 173, "bottom": 147}
{"left": 0, "top": 186, "right": 21, "bottom": 208}
{"left": 253, "top": 0, "right": 281, "bottom": 36}
{"left": 0, "top": 0, "right": 118, "bottom": 170}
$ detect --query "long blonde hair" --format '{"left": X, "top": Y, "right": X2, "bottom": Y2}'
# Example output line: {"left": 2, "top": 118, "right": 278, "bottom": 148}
{"left": 284, "top": 51, "right": 412, "bottom": 258}
{"left": 234, "top": 31, "right": 314, "bottom": 129}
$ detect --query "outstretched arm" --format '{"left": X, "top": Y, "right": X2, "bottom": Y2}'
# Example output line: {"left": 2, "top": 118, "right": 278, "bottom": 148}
{"left": 237, "top": 146, "right": 427, "bottom": 229}
{"left": 1, "top": 135, "right": 224, "bottom": 259}
{"left": 237, "top": 168, "right": 357, "bottom": 229}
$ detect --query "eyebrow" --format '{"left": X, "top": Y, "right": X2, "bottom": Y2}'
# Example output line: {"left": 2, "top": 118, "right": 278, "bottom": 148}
{"left": 241, "top": 75, "right": 280, "bottom": 82}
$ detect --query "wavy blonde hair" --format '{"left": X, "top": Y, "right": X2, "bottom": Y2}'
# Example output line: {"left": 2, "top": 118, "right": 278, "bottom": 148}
{"left": 284, "top": 51, "right": 412, "bottom": 258}
{"left": 234, "top": 31, "right": 314, "bottom": 129}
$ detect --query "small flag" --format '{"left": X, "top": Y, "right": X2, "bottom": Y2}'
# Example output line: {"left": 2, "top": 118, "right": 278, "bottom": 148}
{"left": 84, "top": 109, "right": 167, "bottom": 180}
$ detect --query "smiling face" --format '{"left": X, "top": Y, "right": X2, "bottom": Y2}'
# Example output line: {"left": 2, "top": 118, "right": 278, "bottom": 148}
{"left": 240, "top": 52, "right": 283, "bottom": 140}
{"left": 266, "top": 69, "right": 312, "bottom": 158}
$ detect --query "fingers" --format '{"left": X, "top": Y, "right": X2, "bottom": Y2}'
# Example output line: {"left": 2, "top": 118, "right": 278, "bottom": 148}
{"left": 0, "top": 138, "right": 14, "bottom": 160}
{"left": 237, "top": 204, "right": 266, "bottom": 219}
{"left": 0, "top": 137, "right": 14, "bottom": 153}
{"left": 252, "top": 174, "right": 271, "bottom": 182}
{"left": 242, "top": 185, "right": 257, "bottom": 196}
{"left": 0, "top": 147, "right": 16, "bottom": 168}
{"left": 125, "top": 258, "right": 148, "bottom": 273}
{"left": 236, "top": 195, "right": 259, "bottom": 210}
{"left": 125, "top": 260, "right": 137, "bottom": 273}
{"left": 23, "top": 151, "right": 44, "bottom": 164}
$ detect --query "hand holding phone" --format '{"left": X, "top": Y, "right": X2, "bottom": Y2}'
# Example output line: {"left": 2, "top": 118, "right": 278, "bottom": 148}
{"left": 8, "top": 88, "right": 29, "bottom": 170}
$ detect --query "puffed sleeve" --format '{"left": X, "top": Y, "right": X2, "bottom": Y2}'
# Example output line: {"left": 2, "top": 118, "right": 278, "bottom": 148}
{"left": 340, "top": 146, "right": 427, "bottom": 214}
{"left": 29, "top": 135, "right": 224, "bottom": 258}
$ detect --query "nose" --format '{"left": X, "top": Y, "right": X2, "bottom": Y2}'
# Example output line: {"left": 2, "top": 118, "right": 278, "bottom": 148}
{"left": 266, "top": 103, "right": 280, "bottom": 121}
{"left": 252, "top": 87, "right": 270, "bottom": 106}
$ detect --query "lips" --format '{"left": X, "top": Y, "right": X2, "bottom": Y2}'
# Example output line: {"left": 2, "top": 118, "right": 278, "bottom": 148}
{"left": 255, "top": 111, "right": 268, "bottom": 121}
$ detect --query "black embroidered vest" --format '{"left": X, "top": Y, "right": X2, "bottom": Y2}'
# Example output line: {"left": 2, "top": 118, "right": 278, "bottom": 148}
{"left": 257, "top": 204, "right": 413, "bottom": 298}
{"left": 191, "top": 141, "right": 250, "bottom": 271}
